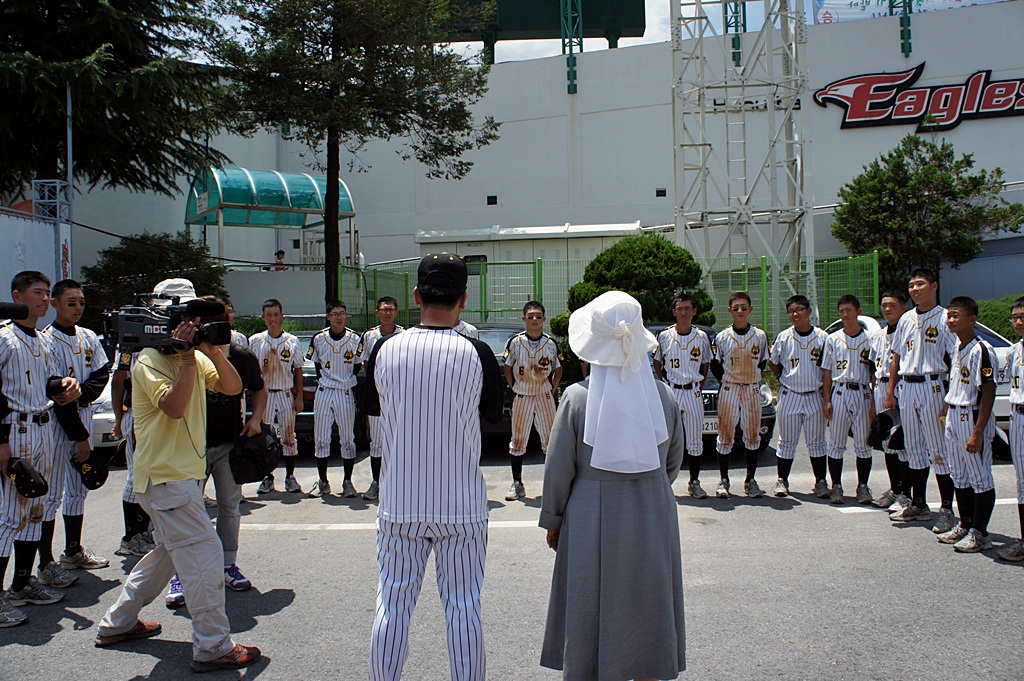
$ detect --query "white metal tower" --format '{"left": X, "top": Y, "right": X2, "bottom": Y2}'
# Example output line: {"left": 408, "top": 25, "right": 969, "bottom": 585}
{"left": 671, "top": 0, "right": 817, "bottom": 328}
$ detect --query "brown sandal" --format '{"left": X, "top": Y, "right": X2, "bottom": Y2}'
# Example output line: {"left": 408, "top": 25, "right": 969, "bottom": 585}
{"left": 189, "top": 643, "right": 262, "bottom": 673}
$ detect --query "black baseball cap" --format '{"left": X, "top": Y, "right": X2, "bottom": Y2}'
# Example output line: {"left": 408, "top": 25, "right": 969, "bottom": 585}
{"left": 417, "top": 253, "right": 468, "bottom": 296}
{"left": 6, "top": 457, "right": 48, "bottom": 498}
{"left": 72, "top": 451, "right": 109, "bottom": 490}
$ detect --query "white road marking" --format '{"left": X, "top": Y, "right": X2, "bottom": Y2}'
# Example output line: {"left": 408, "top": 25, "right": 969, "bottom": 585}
{"left": 834, "top": 498, "right": 1019, "bottom": 514}
{"left": 240, "top": 519, "right": 539, "bottom": 531}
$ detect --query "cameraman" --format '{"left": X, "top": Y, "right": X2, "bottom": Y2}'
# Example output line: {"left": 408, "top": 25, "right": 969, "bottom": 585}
{"left": 96, "top": 279, "right": 261, "bottom": 673}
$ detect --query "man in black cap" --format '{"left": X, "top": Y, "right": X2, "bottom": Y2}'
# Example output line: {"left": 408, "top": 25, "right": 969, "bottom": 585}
{"left": 364, "top": 252, "right": 503, "bottom": 681}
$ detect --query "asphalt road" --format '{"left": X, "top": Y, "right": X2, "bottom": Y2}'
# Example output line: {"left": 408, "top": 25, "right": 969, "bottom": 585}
{"left": 2, "top": 437, "right": 1022, "bottom": 680}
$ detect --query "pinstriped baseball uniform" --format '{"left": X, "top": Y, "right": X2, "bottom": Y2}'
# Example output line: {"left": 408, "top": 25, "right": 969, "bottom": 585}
{"left": 1006, "top": 339, "right": 1024, "bottom": 504}
{"left": 871, "top": 324, "right": 905, "bottom": 459}
{"left": 714, "top": 325, "right": 768, "bottom": 453}
{"left": 364, "top": 326, "right": 503, "bottom": 681}
{"left": 770, "top": 327, "right": 828, "bottom": 460}
{"left": 0, "top": 323, "right": 61, "bottom": 556}
{"left": 823, "top": 328, "right": 874, "bottom": 460}
{"left": 360, "top": 325, "right": 404, "bottom": 457}
{"left": 943, "top": 337, "right": 999, "bottom": 492}
{"left": 230, "top": 329, "right": 249, "bottom": 348}
{"left": 113, "top": 345, "right": 141, "bottom": 504}
{"left": 505, "top": 332, "right": 561, "bottom": 456}
{"left": 654, "top": 326, "right": 712, "bottom": 455}
{"left": 306, "top": 327, "right": 361, "bottom": 460}
{"left": 454, "top": 320, "right": 479, "bottom": 340}
{"left": 43, "top": 324, "right": 108, "bottom": 519}
{"left": 891, "top": 306, "right": 957, "bottom": 470}
{"left": 249, "top": 330, "right": 303, "bottom": 457}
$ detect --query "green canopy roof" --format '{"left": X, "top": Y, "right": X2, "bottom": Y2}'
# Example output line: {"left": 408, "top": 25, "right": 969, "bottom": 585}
{"left": 185, "top": 167, "right": 355, "bottom": 228}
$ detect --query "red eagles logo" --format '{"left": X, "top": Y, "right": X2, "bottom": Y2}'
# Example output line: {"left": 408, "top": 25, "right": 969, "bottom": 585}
{"left": 814, "top": 63, "right": 1024, "bottom": 132}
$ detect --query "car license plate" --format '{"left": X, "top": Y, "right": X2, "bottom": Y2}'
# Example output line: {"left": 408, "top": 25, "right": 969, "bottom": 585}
{"left": 702, "top": 417, "right": 718, "bottom": 433}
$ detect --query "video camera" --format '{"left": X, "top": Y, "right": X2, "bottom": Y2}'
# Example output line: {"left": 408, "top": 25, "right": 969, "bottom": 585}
{"left": 103, "top": 294, "right": 232, "bottom": 354}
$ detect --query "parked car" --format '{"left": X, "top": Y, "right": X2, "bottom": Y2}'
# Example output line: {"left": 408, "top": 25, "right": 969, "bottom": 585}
{"left": 90, "top": 381, "right": 124, "bottom": 453}
{"left": 647, "top": 325, "right": 777, "bottom": 453}
{"left": 474, "top": 324, "right": 522, "bottom": 436}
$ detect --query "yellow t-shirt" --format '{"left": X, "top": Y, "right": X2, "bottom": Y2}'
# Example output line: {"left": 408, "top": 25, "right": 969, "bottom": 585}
{"left": 131, "top": 348, "right": 220, "bottom": 493}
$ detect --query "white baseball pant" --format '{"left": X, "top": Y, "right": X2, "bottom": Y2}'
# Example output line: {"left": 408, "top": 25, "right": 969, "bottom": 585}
{"left": 369, "top": 416, "right": 384, "bottom": 457}
{"left": 716, "top": 382, "right": 761, "bottom": 454}
{"left": 1010, "top": 408, "right": 1024, "bottom": 504}
{"left": 265, "top": 390, "right": 297, "bottom": 458}
{"left": 314, "top": 387, "right": 356, "bottom": 459}
{"left": 775, "top": 388, "right": 826, "bottom": 460}
{"left": 0, "top": 417, "right": 56, "bottom": 556}
{"left": 897, "top": 379, "right": 950, "bottom": 473}
{"left": 122, "top": 408, "right": 138, "bottom": 504}
{"left": 671, "top": 385, "right": 705, "bottom": 456}
{"left": 509, "top": 393, "right": 555, "bottom": 456}
{"left": 944, "top": 406, "right": 996, "bottom": 493}
{"left": 828, "top": 385, "right": 873, "bottom": 459}
{"left": 874, "top": 380, "right": 906, "bottom": 461}
{"left": 43, "top": 439, "right": 89, "bottom": 520}
{"left": 370, "top": 519, "right": 488, "bottom": 681}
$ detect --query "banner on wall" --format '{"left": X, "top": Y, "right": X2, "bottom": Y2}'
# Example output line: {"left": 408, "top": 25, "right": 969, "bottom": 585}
{"left": 812, "top": 0, "right": 1007, "bottom": 24}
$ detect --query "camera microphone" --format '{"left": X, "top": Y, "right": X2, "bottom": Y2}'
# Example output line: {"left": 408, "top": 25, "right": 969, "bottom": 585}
{"left": 0, "top": 302, "right": 30, "bottom": 321}
{"left": 182, "top": 300, "right": 225, "bottom": 317}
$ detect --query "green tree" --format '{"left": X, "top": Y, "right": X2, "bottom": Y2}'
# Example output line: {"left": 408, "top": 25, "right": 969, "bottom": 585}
{"left": 80, "top": 231, "right": 227, "bottom": 330}
{"left": 212, "top": 0, "right": 499, "bottom": 306}
{"left": 0, "top": 1, "right": 235, "bottom": 199}
{"left": 831, "top": 133, "right": 1024, "bottom": 291}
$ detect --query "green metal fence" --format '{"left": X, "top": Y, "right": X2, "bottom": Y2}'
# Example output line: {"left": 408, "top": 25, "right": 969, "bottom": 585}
{"left": 360, "top": 252, "right": 878, "bottom": 337}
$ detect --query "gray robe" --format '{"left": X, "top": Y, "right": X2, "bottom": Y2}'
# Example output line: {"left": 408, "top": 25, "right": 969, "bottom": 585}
{"left": 539, "top": 378, "right": 686, "bottom": 681}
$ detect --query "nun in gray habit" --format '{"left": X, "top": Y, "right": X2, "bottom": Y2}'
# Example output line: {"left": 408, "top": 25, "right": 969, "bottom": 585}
{"left": 540, "top": 291, "right": 686, "bottom": 681}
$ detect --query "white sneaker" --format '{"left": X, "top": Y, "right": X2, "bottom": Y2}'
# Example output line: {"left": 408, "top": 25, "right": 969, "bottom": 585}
{"left": 953, "top": 529, "right": 994, "bottom": 553}
{"left": 341, "top": 480, "right": 358, "bottom": 498}
{"left": 309, "top": 480, "right": 331, "bottom": 498}
{"left": 715, "top": 479, "right": 730, "bottom": 499}
{"left": 872, "top": 489, "right": 897, "bottom": 508}
{"left": 256, "top": 476, "right": 275, "bottom": 494}
{"left": 687, "top": 480, "right": 708, "bottom": 499}
{"left": 997, "top": 539, "right": 1024, "bottom": 562}
{"left": 887, "top": 493, "right": 910, "bottom": 514}
{"left": 0, "top": 592, "right": 27, "bottom": 627}
{"left": 362, "top": 481, "right": 379, "bottom": 501}
{"left": 284, "top": 475, "right": 301, "bottom": 493}
{"left": 37, "top": 561, "right": 77, "bottom": 588}
{"left": 505, "top": 481, "right": 526, "bottom": 501}
{"left": 931, "top": 508, "right": 956, "bottom": 534}
{"left": 937, "top": 524, "right": 970, "bottom": 545}
{"left": 856, "top": 484, "right": 873, "bottom": 504}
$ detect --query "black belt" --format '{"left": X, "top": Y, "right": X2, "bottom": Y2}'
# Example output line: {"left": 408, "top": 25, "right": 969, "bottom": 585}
{"left": 17, "top": 411, "right": 51, "bottom": 425}
{"left": 671, "top": 382, "right": 696, "bottom": 390}
{"left": 903, "top": 373, "right": 941, "bottom": 383}
{"left": 951, "top": 404, "right": 981, "bottom": 419}
{"left": 268, "top": 389, "right": 290, "bottom": 393}
{"left": 836, "top": 383, "right": 864, "bottom": 390}
{"left": 1014, "top": 404, "right": 1024, "bottom": 415}
{"left": 781, "top": 386, "right": 818, "bottom": 395}
{"left": 878, "top": 377, "right": 890, "bottom": 383}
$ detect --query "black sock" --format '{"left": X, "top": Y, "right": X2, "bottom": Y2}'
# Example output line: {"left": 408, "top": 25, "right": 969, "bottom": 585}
{"left": 689, "top": 454, "right": 702, "bottom": 482}
{"left": 64, "top": 514, "right": 84, "bottom": 557}
{"left": 137, "top": 507, "right": 151, "bottom": 536}
{"left": 122, "top": 501, "right": 138, "bottom": 541}
{"left": 1018, "top": 504, "right": 1024, "bottom": 539}
{"left": 936, "top": 473, "right": 954, "bottom": 510}
{"left": 954, "top": 487, "right": 975, "bottom": 530}
{"left": 899, "top": 459, "right": 912, "bottom": 497}
{"left": 511, "top": 455, "right": 524, "bottom": 483}
{"left": 884, "top": 453, "right": 901, "bottom": 493}
{"left": 370, "top": 456, "right": 381, "bottom": 482}
{"left": 776, "top": 457, "right": 793, "bottom": 483}
{"left": 717, "top": 453, "right": 731, "bottom": 481}
{"left": 38, "top": 520, "right": 56, "bottom": 567}
{"left": 744, "top": 449, "right": 758, "bottom": 482}
{"left": 317, "top": 457, "right": 329, "bottom": 482}
{"left": 0, "top": 556, "right": 8, "bottom": 589}
{"left": 856, "top": 457, "right": 872, "bottom": 486}
{"left": 11, "top": 541, "right": 38, "bottom": 592}
{"left": 974, "top": 489, "right": 996, "bottom": 535}
{"left": 810, "top": 456, "right": 827, "bottom": 483}
{"left": 912, "top": 467, "right": 930, "bottom": 508}
{"left": 342, "top": 457, "right": 355, "bottom": 481}
{"left": 827, "top": 457, "right": 843, "bottom": 486}
{"left": 285, "top": 457, "right": 296, "bottom": 477}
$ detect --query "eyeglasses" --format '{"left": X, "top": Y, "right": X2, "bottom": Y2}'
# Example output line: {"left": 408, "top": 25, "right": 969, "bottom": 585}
{"left": 525, "top": 315, "right": 544, "bottom": 320}
{"left": 1010, "top": 315, "right": 1024, "bottom": 323}
{"left": 377, "top": 307, "right": 397, "bottom": 313}
{"left": 787, "top": 306, "right": 809, "bottom": 315}
{"left": 327, "top": 312, "right": 346, "bottom": 318}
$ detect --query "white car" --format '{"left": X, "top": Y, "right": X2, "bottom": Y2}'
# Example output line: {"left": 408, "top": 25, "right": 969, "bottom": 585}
{"left": 90, "top": 381, "right": 124, "bottom": 452}
{"left": 824, "top": 316, "right": 1014, "bottom": 440}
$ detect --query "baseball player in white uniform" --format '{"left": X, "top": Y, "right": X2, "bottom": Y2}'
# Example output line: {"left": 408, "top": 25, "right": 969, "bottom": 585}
{"left": 768, "top": 295, "right": 828, "bottom": 498}
{"left": 998, "top": 297, "right": 1024, "bottom": 561}
{"left": 249, "top": 299, "right": 304, "bottom": 495}
{"left": 226, "top": 300, "right": 248, "bottom": 348}
{"left": 454, "top": 319, "right": 479, "bottom": 340}
{"left": 0, "top": 271, "right": 88, "bottom": 626}
{"left": 711, "top": 292, "right": 769, "bottom": 499}
{"left": 654, "top": 293, "right": 712, "bottom": 498}
{"left": 885, "top": 269, "right": 958, "bottom": 530}
{"left": 306, "top": 301, "right": 362, "bottom": 498}
{"left": 364, "top": 253, "right": 503, "bottom": 681}
{"left": 358, "top": 296, "right": 404, "bottom": 502}
{"left": 504, "top": 301, "right": 561, "bottom": 501}
{"left": 111, "top": 345, "right": 155, "bottom": 559}
{"left": 821, "top": 295, "right": 876, "bottom": 505}
{"left": 936, "top": 297, "right": 999, "bottom": 553}
{"left": 35, "top": 280, "right": 112, "bottom": 588}
{"left": 869, "top": 290, "right": 910, "bottom": 510}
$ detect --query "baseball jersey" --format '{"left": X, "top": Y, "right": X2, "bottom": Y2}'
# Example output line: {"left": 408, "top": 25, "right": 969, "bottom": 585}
{"left": 231, "top": 329, "right": 249, "bottom": 348}
{"left": 655, "top": 326, "right": 712, "bottom": 385}
{"left": 45, "top": 323, "right": 109, "bottom": 435}
{"left": 822, "top": 328, "right": 874, "bottom": 384}
{"left": 504, "top": 332, "right": 561, "bottom": 396}
{"left": 870, "top": 324, "right": 900, "bottom": 380}
{"left": 454, "top": 320, "right": 479, "bottom": 340}
{"left": 248, "top": 330, "right": 303, "bottom": 390}
{"left": 360, "top": 324, "right": 405, "bottom": 363}
{"left": 0, "top": 322, "right": 61, "bottom": 415}
{"left": 945, "top": 337, "right": 999, "bottom": 407}
{"left": 305, "top": 327, "right": 361, "bottom": 390}
{"left": 1008, "top": 340, "right": 1024, "bottom": 404}
{"left": 714, "top": 325, "right": 768, "bottom": 384}
{"left": 769, "top": 326, "right": 827, "bottom": 392}
{"left": 890, "top": 305, "right": 956, "bottom": 376}
{"left": 363, "top": 327, "right": 503, "bottom": 523}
